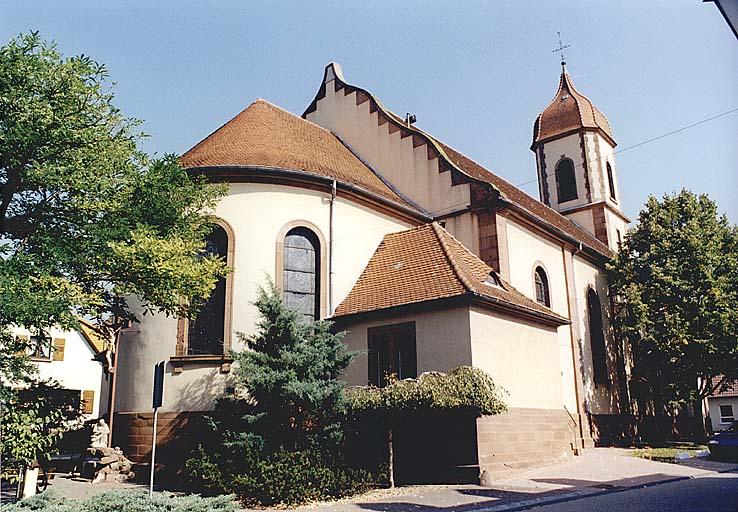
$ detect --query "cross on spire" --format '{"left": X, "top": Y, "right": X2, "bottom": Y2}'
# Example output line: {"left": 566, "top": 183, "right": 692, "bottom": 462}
{"left": 552, "top": 31, "right": 571, "bottom": 70}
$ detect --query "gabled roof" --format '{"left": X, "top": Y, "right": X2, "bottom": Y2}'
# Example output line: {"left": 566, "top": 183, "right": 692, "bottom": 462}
{"left": 532, "top": 68, "right": 615, "bottom": 147}
{"left": 180, "top": 99, "right": 422, "bottom": 213}
{"left": 305, "top": 63, "right": 613, "bottom": 259}
{"left": 333, "top": 223, "right": 569, "bottom": 326}
{"left": 710, "top": 376, "right": 738, "bottom": 398}
{"left": 435, "top": 142, "right": 613, "bottom": 256}
{"left": 77, "top": 318, "right": 109, "bottom": 354}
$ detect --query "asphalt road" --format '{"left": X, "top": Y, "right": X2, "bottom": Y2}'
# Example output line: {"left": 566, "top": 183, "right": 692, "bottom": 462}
{"left": 526, "top": 472, "right": 738, "bottom": 512}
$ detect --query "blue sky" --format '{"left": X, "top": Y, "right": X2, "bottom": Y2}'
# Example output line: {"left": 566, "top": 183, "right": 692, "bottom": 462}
{"left": 3, "top": 1, "right": 737, "bottom": 222}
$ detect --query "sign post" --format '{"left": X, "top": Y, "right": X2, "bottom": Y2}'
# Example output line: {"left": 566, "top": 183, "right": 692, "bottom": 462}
{"left": 150, "top": 361, "right": 165, "bottom": 497}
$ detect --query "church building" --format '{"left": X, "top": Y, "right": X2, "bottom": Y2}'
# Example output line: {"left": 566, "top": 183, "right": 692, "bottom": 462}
{"left": 112, "top": 62, "right": 632, "bottom": 478}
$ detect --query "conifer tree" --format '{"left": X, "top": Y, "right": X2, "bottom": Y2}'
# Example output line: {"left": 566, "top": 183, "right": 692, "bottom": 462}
{"left": 233, "top": 283, "right": 353, "bottom": 450}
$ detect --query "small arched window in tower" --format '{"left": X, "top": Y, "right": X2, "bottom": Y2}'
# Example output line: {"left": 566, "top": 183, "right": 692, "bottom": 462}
{"left": 534, "top": 266, "right": 550, "bottom": 307}
{"left": 283, "top": 227, "right": 321, "bottom": 322}
{"left": 556, "top": 158, "right": 578, "bottom": 203}
{"left": 606, "top": 162, "right": 617, "bottom": 201}
{"left": 587, "top": 288, "right": 609, "bottom": 385}
{"left": 188, "top": 224, "right": 229, "bottom": 355}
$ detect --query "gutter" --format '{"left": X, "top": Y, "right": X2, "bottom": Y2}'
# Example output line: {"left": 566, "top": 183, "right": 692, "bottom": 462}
{"left": 187, "top": 165, "right": 432, "bottom": 224}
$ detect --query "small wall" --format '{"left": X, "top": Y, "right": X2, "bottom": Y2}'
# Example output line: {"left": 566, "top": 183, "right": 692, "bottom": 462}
{"left": 477, "top": 408, "right": 575, "bottom": 479}
{"left": 113, "top": 410, "right": 208, "bottom": 481}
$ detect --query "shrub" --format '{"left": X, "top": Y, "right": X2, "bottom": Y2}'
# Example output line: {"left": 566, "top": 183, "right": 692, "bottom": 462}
{"left": 0, "top": 490, "right": 237, "bottom": 512}
{"left": 186, "top": 442, "right": 381, "bottom": 507}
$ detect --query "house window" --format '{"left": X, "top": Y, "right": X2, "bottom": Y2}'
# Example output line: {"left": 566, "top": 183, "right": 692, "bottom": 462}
{"left": 368, "top": 322, "right": 417, "bottom": 387}
{"left": 556, "top": 158, "right": 578, "bottom": 203}
{"left": 720, "top": 404, "right": 735, "bottom": 424}
{"left": 29, "top": 334, "right": 51, "bottom": 361}
{"left": 534, "top": 266, "right": 551, "bottom": 307}
{"left": 616, "top": 229, "right": 622, "bottom": 248}
{"left": 188, "top": 224, "right": 229, "bottom": 355}
{"left": 607, "top": 162, "right": 617, "bottom": 201}
{"left": 283, "top": 227, "right": 321, "bottom": 322}
{"left": 587, "top": 288, "right": 609, "bottom": 386}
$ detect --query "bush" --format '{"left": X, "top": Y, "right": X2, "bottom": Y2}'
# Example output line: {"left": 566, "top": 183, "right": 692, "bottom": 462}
{"left": 187, "top": 444, "right": 380, "bottom": 507}
{"left": 0, "top": 490, "right": 237, "bottom": 512}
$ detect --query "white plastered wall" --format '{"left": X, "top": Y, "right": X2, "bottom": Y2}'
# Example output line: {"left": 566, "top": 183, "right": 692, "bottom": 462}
{"left": 12, "top": 326, "right": 109, "bottom": 419}
{"left": 469, "top": 306, "right": 564, "bottom": 409}
{"left": 538, "top": 134, "right": 588, "bottom": 210}
{"left": 503, "top": 219, "right": 577, "bottom": 412}
{"left": 572, "top": 254, "right": 621, "bottom": 415}
{"left": 707, "top": 397, "right": 738, "bottom": 431}
{"left": 305, "top": 80, "right": 471, "bottom": 218}
{"left": 115, "top": 183, "right": 413, "bottom": 413}
{"left": 340, "top": 306, "right": 473, "bottom": 386}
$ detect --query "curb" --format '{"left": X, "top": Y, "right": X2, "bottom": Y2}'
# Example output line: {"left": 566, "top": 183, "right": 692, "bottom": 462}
{"left": 472, "top": 467, "right": 738, "bottom": 512}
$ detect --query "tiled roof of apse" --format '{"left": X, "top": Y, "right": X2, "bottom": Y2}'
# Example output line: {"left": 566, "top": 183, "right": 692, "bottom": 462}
{"left": 180, "top": 99, "right": 420, "bottom": 211}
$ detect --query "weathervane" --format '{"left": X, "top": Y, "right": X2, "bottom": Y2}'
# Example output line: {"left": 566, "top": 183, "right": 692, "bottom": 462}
{"left": 552, "top": 31, "right": 571, "bottom": 69}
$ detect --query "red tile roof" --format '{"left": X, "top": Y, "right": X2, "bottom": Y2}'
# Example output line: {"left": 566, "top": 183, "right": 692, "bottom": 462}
{"left": 180, "top": 99, "right": 418, "bottom": 210}
{"left": 710, "top": 376, "right": 738, "bottom": 398}
{"left": 435, "top": 142, "right": 613, "bottom": 257}
{"left": 533, "top": 69, "right": 615, "bottom": 146}
{"left": 334, "top": 222, "right": 568, "bottom": 325}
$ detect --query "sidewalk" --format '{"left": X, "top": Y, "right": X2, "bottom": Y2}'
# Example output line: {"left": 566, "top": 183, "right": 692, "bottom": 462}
{"left": 277, "top": 448, "right": 738, "bottom": 512}
{"left": 6, "top": 448, "right": 737, "bottom": 511}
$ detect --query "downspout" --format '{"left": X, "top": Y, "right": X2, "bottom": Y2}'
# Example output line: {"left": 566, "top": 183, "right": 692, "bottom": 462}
{"left": 328, "top": 180, "right": 336, "bottom": 316}
{"left": 107, "top": 325, "right": 123, "bottom": 447}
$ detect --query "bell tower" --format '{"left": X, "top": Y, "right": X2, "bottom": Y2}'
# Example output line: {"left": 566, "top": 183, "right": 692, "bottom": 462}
{"left": 530, "top": 61, "right": 628, "bottom": 251}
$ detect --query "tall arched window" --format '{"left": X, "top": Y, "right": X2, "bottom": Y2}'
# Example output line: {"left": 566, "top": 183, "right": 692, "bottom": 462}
{"left": 556, "top": 158, "right": 578, "bottom": 203}
{"left": 606, "top": 162, "right": 617, "bottom": 201}
{"left": 283, "top": 227, "right": 321, "bottom": 322}
{"left": 534, "top": 266, "right": 551, "bottom": 307}
{"left": 188, "top": 224, "right": 229, "bottom": 355}
{"left": 587, "top": 288, "right": 608, "bottom": 385}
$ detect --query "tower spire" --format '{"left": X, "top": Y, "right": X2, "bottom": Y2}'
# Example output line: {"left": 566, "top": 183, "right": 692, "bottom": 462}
{"left": 552, "top": 31, "right": 571, "bottom": 71}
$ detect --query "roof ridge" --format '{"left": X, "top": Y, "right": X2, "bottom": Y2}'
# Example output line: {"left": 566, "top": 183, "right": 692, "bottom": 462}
{"left": 256, "top": 98, "right": 338, "bottom": 136}
{"left": 430, "top": 222, "right": 480, "bottom": 294}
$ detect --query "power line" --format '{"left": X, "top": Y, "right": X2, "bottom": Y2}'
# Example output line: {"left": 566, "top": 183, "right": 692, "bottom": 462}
{"left": 512, "top": 107, "right": 738, "bottom": 189}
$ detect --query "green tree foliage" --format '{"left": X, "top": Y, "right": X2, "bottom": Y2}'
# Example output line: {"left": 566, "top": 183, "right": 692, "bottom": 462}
{"left": 232, "top": 282, "right": 353, "bottom": 450}
{"left": 0, "top": 383, "right": 81, "bottom": 477}
{"left": 346, "top": 367, "right": 507, "bottom": 487}
{"left": 0, "top": 31, "right": 227, "bottom": 339}
{"left": 608, "top": 190, "right": 738, "bottom": 437}
{"left": 0, "top": 31, "right": 227, "bottom": 475}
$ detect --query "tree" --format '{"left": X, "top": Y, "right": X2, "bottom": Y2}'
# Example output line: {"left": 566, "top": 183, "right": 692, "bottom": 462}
{"left": 608, "top": 190, "right": 738, "bottom": 440}
{"left": 0, "top": 31, "right": 227, "bottom": 475}
{"left": 0, "top": 31, "right": 228, "bottom": 341}
{"left": 346, "top": 368, "right": 507, "bottom": 487}
{"left": 232, "top": 282, "right": 353, "bottom": 450}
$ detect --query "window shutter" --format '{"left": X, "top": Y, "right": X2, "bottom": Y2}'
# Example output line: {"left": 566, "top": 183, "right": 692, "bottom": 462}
{"left": 82, "top": 390, "right": 95, "bottom": 414}
{"left": 52, "top": 338, "right": 66, "bottom": 361}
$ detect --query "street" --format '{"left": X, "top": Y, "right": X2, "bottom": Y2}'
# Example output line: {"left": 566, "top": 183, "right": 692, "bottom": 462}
{"left": 527, "top": 472, "right": 738, "bottom": 512}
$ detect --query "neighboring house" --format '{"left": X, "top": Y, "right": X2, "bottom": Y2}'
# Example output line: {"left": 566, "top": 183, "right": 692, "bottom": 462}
{"left": 707, "top": 376, "right": 738, "bottom": 432}
{"left": 14, "top": 319, "right": 112, "bottom": 419}
{"left": 113, "top": 62, "right": 632, "bottom": 477}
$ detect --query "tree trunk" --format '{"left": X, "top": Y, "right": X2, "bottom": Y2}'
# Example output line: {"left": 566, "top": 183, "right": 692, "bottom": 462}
{"left": 692, "top": 397, "right": 707, "bottom": 443}
{"left": 388, "top": 427, "right": 395, "bottom": 488}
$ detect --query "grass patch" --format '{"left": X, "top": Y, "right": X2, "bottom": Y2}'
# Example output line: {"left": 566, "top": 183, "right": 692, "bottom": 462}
{"left": 630, "top": 444, "right": 708, "bottom": 463}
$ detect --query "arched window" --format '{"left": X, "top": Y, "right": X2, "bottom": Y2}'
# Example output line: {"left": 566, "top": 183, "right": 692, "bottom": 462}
{"left": 283, "top": 227, "right": 321, "bottom": 322}
{"left": 606, "top": 162, "right": 617, "bottom": 201}
{"left": 587, "top": 288, "right": 608, "bottom": 385}
{"left": 534, "top": 266, "right": 550, "bottom": 307}
{"left": 556, "top": 158, "right": 578, "bottom": 203}
{"left": 188, "top": 224, "right": 229, "bottom": 355}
